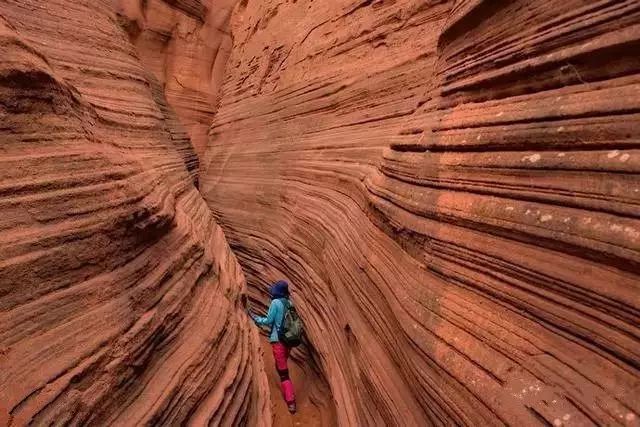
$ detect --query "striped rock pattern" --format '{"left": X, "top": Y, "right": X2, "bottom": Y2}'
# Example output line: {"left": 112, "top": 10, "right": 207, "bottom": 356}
{"left": 204, "top": 0, "right": 640, "bottom": 425}
{"left": 116, "top": 0, "right": 238, "bottom": 163}
{"left": 0, "top": 0, "right": 270, "bottom": 425}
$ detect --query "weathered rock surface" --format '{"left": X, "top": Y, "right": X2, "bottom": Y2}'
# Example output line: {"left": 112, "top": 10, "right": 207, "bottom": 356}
{"left": 116, "top": 0, "right": 237, "bottom": 163}
{"left": 0, "top": 1, "right": 270, "bottom": 425}
{"left": 204, "top": 0, "right": 640, "bottom": 425}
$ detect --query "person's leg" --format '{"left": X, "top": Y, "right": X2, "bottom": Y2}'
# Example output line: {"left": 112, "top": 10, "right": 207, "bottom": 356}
{"left": 271, "top": 343, "right": 296, "bottom": 408}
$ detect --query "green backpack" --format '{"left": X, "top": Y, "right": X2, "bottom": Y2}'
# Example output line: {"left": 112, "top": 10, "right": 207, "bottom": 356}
{"left": 278, "top": 299, "right": 303, "bottom": 347}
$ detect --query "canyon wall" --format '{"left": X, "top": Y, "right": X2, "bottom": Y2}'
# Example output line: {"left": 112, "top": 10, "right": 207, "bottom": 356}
{"left": 116, "top": 0, "right": 237, "bottom": 163}
{"left": 204, "top": 0, "right": 640, "bottom": 425}
{"left": 0, "top": 0, "right": 270, "bottom": 425}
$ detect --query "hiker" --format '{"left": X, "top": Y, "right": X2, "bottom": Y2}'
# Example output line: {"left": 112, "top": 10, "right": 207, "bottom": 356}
{"left": 248, "top": 280, "right": 298, "bottom": 414}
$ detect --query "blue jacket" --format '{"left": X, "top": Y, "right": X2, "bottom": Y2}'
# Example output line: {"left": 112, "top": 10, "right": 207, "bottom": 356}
{"left": 252, "top": 298, "right": 289, "bottom": 343}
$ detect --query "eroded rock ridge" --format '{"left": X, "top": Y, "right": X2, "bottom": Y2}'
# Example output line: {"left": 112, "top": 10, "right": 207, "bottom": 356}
{"left": 0, "top": 1, "right": 269, "bottom": 425}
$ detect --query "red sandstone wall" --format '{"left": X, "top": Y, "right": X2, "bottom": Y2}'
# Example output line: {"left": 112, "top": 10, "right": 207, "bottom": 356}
{"left": 204, "top": 0, "right": 640, "bottom": 425}
{"left": 0, "top": 1, "right": 269, "bottom": 424}
{"left": 116, "top": 0, "right": 237, "bottom": 163}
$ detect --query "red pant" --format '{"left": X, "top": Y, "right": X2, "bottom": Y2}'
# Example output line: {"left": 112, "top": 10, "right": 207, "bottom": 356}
{"left": 272, "top": 342, "right": 295, "bottom": 404}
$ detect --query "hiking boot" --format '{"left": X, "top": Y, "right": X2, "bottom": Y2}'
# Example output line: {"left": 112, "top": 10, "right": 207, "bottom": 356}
{"left": 287, "top": 402, "right": 297, "bottom": 414}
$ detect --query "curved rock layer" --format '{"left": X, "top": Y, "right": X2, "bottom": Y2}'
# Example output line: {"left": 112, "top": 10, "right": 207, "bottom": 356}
{"left": 204, "top": 0, "right": 640, "bottom": 425}
{"left": 0, "top": 1, "right": 270, "bottom": 425}
{"left": 116, "top": 0, "right": 237, "bottom": 163}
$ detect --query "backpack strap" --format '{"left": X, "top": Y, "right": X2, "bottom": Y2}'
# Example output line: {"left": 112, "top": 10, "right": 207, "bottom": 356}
{"left": 278, "top": 298, "right": 290, "bottom": 332}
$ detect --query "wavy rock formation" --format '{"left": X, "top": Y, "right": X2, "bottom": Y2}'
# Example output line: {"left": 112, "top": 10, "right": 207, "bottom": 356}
{"left": 116, "top": 0, "right": 237, "bottom": 163}
{"left": 0, "top": 1, "right": 270, "bottom": 425}
{"left": 204, "top": 0, "right": 640, "bottom": 425}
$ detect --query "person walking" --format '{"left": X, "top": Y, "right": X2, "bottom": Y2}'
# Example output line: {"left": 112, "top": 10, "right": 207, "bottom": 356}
{"left": 249, "top": 280, "right": 297, "bottom": 414}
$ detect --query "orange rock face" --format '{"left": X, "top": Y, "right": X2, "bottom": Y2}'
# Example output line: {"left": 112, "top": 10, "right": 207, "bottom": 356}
{"left": 204, "top": 0, "right": 640, "bottom": 425}
{"left": 0, "top": 1, "right": 269, "bottom": 425}
{"left": 116, "top": 0, "right": 237, "bottom": 163}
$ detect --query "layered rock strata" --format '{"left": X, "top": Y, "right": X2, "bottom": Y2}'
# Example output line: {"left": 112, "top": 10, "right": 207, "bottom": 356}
{"left": 0, "top": 1, "right": 269, "bottom": 425}
{"left": 204, "top": 0, "right": 640, "bottom": 425}
{"left": 116, "top": 0, "right": 237, "bottom": 163}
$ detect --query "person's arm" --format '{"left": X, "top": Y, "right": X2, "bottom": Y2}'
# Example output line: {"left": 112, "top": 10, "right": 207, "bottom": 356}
{"left": 251, "top": 300, "right": 278, "bottom": 327}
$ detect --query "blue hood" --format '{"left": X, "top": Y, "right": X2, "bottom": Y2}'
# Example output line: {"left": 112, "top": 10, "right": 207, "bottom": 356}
{"left": 270, "top": 280, "right": 289, "bottom": 299}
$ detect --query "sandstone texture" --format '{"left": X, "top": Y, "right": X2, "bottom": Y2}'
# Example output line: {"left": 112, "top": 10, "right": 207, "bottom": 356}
{"left": 204, "top": 0, "right": 640, "bottom": 425}
{"left": 0, "top": 1, "right": 270, "bottom": 425}
{"left": 116, "top": 0, "right": 237, "bottom": 163}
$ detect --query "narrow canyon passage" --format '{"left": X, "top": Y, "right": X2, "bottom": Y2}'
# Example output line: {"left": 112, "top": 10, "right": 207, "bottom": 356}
{"left": 203, "top": 0, "right": 640, "bottom": 425}
{"left": 259, "top": 339, "right": 337, "bottom": 426}
{"left": 247, "top": 287, "right": 338, "bottom": 425}
{"left": 0, "top": 0, "right": 639, "bottom": 426}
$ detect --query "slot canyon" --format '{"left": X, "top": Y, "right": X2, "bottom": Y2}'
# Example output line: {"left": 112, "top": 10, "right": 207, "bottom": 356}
{"left": 0, "top": 0, "right": 639, "bottom": 425}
